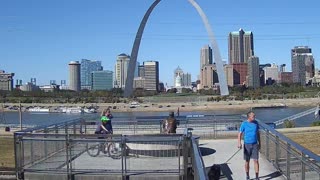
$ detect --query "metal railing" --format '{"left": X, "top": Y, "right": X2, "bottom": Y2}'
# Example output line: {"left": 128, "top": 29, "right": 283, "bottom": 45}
{"left": 274, "top": 107, "right": 317, "bottom": 126}
{"left": 257, "top": 118, "right": 320, "bottom": 180}
{"left": 14, "top": 117, "right": 209, "bottom": 180}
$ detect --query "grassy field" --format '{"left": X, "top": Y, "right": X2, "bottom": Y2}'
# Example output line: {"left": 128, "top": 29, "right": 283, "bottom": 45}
{"left": 0, "top": 136, "right": 15, "bottom": 169}
{"left": 285, "top": 132, "right": 320, "bottom": 154}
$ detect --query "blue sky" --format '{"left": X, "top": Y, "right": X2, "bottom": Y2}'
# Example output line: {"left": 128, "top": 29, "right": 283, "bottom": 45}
{"left": 1, "top": 0, "right": 320, "bottom": 86}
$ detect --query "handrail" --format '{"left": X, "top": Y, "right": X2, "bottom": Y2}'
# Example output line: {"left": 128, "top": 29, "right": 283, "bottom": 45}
{"left": 255, "top": 118, "right": 320, "bottom": 162}
{"left": 274, "top": 107, "right": 317, "bottom": 126}
{"left": 191, "top": 137, "right": 208, "bottom": 180}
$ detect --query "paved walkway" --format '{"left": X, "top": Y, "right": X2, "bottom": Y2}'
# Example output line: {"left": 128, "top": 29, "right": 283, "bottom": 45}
{"left": 200, "top": 139, "right": 285, "bottom": 180}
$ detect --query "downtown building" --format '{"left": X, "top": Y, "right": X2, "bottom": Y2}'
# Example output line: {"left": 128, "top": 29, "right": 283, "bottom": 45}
{"left": 264, "top": 63, "right": 279, "bottom": 85}
{"left": 69, "top": 61, "right": 81, "bottom": 92}
{"left": 80, "top": 59, "right": 102, "bottom": 90}
{"left": 134, "top": 61, "right": 159, "bottom": 91}
{"left": 228, "top": 28, "right": 254, "bottom": 64}
{"left": 291, "top": 46, "right": 315, "bottom": 85}
{"left": 173, "top": 66, "right": 192, "bottom": 87}
{"left": 0, "top": 70, "right": 14, "bottom": 91}
{"left": 199, "top": 45, "right": 214, "bottom": 89}
{"left": 247, "top": 56, "right": 260, "bottom": 88}
{"left": 91, "top": 70, "right": 113, "bottom": 90}
{"left": 114, "top": 53, "right": 130, "bottom": 89}
{"left": 200, "top": 64, "right": 234, "bottom": 89}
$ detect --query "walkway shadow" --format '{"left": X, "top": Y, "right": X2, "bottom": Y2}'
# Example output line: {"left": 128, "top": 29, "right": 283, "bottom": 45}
{"left": 200, "top": 147, "right": 216, "bottom": 156}
{"left": 206, "top": 163, "right": 233, "bottom": 180}
{"left": 259, "top": 171, "right": 282, "bottom": 180}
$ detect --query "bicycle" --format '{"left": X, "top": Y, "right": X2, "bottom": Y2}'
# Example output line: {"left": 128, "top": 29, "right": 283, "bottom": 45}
{"left": 86, "top": 132, "right": 122, "bottom": 159}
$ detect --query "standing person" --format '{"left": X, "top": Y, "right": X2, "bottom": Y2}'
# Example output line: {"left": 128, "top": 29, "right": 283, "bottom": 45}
{"left": 95, "top": 108, "right": 113, "bottom": 134}
{"left": 162, "top": 112, "right": 178, "bottom": 134}
{"left": 237, "top": 111, "right": 261, "bottom": 180}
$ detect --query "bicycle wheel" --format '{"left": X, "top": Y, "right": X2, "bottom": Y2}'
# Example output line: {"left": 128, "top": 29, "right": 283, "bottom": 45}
{"left": 107, "top": 142, "right": 122, "bottom": 159}
{"left": 86, "top": 142, "right": 100, "bottom": 157}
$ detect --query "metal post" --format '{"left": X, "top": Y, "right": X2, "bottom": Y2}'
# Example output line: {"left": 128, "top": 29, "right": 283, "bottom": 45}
{"left": 301, "top": 152, "right": 305, "bottom": 180}
{"left": 65, "top": 134, "right": 72, "bottom": 180}
{"left": 30, "top": 141, "right": 34, "bottom": 165}
{"left": 286, "top": 143, "right": 291, "bottom": 179}
{"left": 266, "top": 131, "right": 270, "bottom": 160}
{"left": 19, "top": 102, "right": 22, "bottom": 130}
{"left": 275, "top": 136, "right": 280, "bottom": 168}
{"left": 44, "top": 128, "right": 48, "bottom": 158}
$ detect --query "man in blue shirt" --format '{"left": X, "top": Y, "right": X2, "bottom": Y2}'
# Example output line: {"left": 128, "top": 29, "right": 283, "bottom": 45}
{"left": 238, "top": 111, "right": 261, "bottom": 180}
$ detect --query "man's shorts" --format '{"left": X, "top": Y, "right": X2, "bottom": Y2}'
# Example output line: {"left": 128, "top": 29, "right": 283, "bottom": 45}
{"left": 244, "top": 143, "right": 259, "bottom": 161}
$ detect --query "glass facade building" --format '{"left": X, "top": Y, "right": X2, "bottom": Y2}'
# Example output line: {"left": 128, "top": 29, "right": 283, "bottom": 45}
{"left": 81, "top": 59, "right": 102, "bottom": 90}
{"left": 91, "top": 70, "right": 113, "bottom": 90}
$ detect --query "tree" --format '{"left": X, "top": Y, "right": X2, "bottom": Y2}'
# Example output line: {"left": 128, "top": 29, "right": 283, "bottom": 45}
{"left": 284, "top": 120, "right": 295, "bottom": 128}
{"left": 311, "top": 121, "right": 320, "bottom": 126}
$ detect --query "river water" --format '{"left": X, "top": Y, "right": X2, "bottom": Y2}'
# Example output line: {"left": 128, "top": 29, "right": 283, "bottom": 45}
{"left": 0, "top": 106, "right": 318, "bottom": 128}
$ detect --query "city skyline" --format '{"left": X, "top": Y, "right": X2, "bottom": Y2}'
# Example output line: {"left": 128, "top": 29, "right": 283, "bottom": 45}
{"left": 1, "top": 0, "right": 320, "bottom": 86}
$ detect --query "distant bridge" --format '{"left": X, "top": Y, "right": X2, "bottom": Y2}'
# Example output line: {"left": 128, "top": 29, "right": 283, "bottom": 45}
{"left": 274, "top": 107, "right": 318, "bottom": 126}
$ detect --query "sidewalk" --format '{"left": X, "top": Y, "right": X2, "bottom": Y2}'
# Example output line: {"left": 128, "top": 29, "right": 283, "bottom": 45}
{"left": 200, "top": 139, "right": 285, "bottom": 180}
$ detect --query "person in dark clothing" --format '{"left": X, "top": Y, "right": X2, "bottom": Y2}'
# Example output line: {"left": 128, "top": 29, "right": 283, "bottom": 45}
{"left": 95, "top": 108, "right": 113, "bottom": 134}
{"left": 162, "top": 112, "right": 178, "bottom": 134}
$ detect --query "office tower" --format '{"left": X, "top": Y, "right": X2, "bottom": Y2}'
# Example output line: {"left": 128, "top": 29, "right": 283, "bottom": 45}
{"left": 182, "top": 73, "right": 192, "bottom": 87}
{"left": 114, "top": 53, "right": 130, "bottom": 89}
{"left": 61, "top": 80, "right": 66, "bottom": 86}
{"left": 200, "top": 45, "right": 213, "bottom": 69}
{"left": 143, "top": 61, "right": 159, "bottom": 91}
{"left": 264, "top": 63, "right": 279, "bottom": 84}
{"left": 175, "top": 75, "right": 182, "bottom": 87}
{"left": 200, "top": 64, "right": 218, "bottom": 89}
{"left": 69, "top": 61, "right": 81, "bottom": 92}
{"left": 50, "top": 80, "right": 56, "bottom": 85}
{"left": 138, "top": 65, "right": 145, "bottom": 77}
{"left": 16, "top": 79, "right": 22, "bottom": 86}
{"left": 247, "top": 56, "right": 260, "bottom": 88}
{"left": 91, "top": 70, "right": 113, "bottom": 90}
{"left": 228, "top": 28, "right": 254, "bottom": 64}
{"left": 158, "top": 82, "right": 165, "bottom": 92}
{"left": 31, "top": 78, "right": 36, "bottom": 85}
{"left": 224, "top": 64, "right": 234, "bottom": 87}
{"left": 291, "top": 46, "right": 315, "bottom": 85}
{"left": 80, "top": 59, "right": 102, "bottom": 90}
{"left": 280, "top": 64, "right": 286, "bottom": 72}
{"left": 232, "top": 63, "right": 248, "bottom": 85}
{"left": 174, "top": 66, "right": 184, "bottom": 86}
{"left": 0, "top": 70, "right": 14, "bottom": 91}
{"left": 259, "top": 64, "right": 271, "bottom": 86}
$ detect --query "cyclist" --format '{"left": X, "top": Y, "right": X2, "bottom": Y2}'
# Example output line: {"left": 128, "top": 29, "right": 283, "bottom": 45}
{"left": 95, "top": 108, "right": 113, "bottom": 135}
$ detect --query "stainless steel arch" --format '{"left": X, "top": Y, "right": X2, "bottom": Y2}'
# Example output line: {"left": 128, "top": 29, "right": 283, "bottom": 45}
{"left": 124, "top": 0, "right": 161, "bottom": 97}
{"left": 124, "top": 0, "right": 229, "bottom": 97}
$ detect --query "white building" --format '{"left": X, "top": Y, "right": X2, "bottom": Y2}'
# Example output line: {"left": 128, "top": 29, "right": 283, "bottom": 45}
{"left": 114, "top": 53, "right": 130, "bottom": 89}
{"left": 264, "top": 63, "right": 279, "bottom": 83}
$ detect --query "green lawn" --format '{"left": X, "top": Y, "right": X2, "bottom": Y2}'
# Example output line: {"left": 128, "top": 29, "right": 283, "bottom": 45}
{"left": 0, "top": 136, "right": 15, "bottom": 169}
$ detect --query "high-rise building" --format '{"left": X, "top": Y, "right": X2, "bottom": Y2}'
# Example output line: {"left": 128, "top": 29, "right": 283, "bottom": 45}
{"left": 232, "top": 63, "right": 248, "bottom": 85}
{"left": 264, "top": 63, "right": 279, "bottom": 84}
{"left": 138, "top": 65, "right": 145, "bottom": 78}
{"left": 200, "top": 64, "right": 218, "bottom": 89}
{"left": 114, "top": 53, "right": 130, "bottom": 89}
{"left": 0, "top": 70, "right": 14, "bottom": 91}
{"left": 247, "top": 56, "right": 260, "bottom": 88}
{"left": 228, "top": 29, "right": 254, "bottom": 64}
{"left": 224, "top": 64, "right": 234, "bottom": 87}
{"left": 143, "top": 61, "right": 159, "bottom": 91}
{"left": 280, "top": 64, "right": 286, "bottom": 73}
{"left": 200, "top": 45, "right": 213, "bottom": 69}
{"left": 69, "top": 61, "right": 81, "bottom": 92}
{"left": 291, "top": 46, "right": 315, "bottom": 85}
{"left": 81, "top": 59, "right": 102, "bottom": 90}
{"left": 91, "top": 70, "right": 113, "bottom": 90}
{"left": 182, "top": 73, "right": 192, "bottom": 87}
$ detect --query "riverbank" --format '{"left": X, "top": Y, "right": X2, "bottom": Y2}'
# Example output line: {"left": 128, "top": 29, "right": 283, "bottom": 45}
{"left": 2, "top": 97, "right": 319, "bottom": 113}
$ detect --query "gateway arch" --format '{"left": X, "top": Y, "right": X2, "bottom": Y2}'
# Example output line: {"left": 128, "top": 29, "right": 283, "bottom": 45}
{"left": 124, "top": 0, "right": 229, "bottom": 97}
